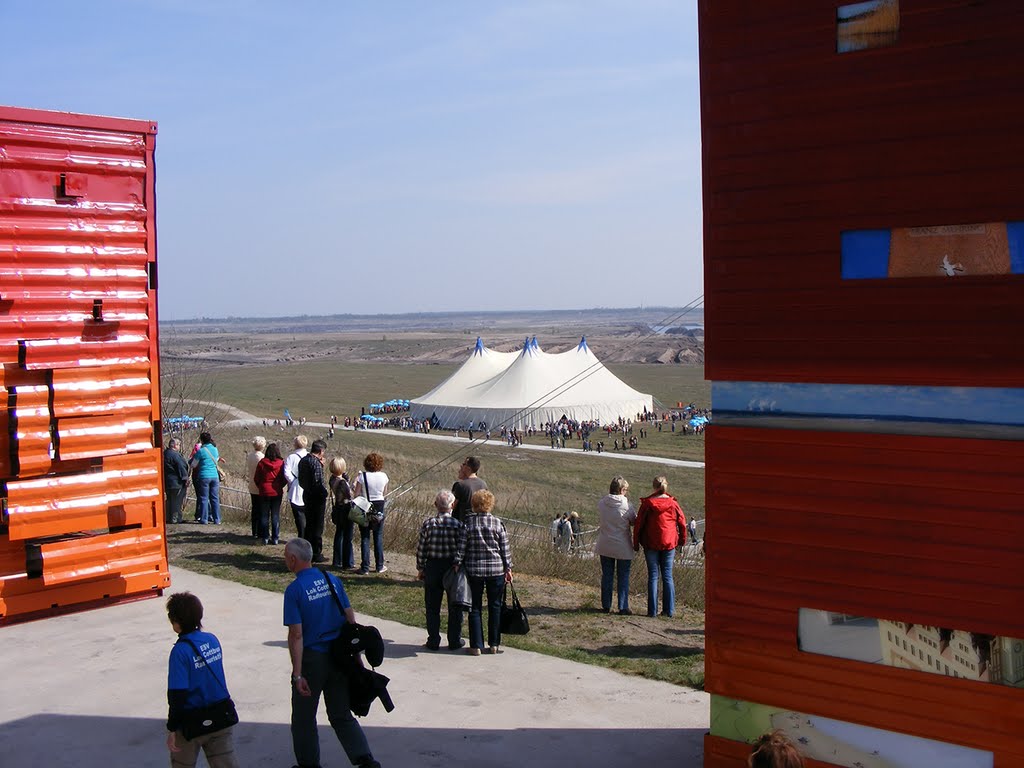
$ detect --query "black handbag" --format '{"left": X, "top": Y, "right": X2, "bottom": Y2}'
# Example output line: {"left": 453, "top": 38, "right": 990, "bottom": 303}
{"left": 175, "top": 637, "right": 239, "bottom": 740}
{"left": 499, "top": 582, "right": 530, "bottom": 635}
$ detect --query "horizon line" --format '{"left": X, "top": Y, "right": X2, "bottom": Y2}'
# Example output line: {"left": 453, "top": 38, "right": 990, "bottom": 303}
{"left": 159, "top": 305, "right": 706, "bottom": 324}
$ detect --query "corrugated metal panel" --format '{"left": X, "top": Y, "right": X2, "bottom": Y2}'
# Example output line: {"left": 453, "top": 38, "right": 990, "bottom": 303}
{"left": 0, "top": 105, "right": 166, "bottom": 621}
{"left": 705, "top": 426, "right": 1024, "bottom": 763}
{"left": 0, "top": 567, "right": 169, "bottom": 619}
{"left": 35, "top": 529, "right": 164, "bottom": 586}
{"left": 51, "top": 363, "right": 152, "bottom": 417}
{"left": 4, "top": 449, "right": 161, "bottom": 540}
{"left": 11, "top": 383, "right": 53, "bottom": 476}
{"left": 700, "top": 0, "right": 1024, "bottom": 386}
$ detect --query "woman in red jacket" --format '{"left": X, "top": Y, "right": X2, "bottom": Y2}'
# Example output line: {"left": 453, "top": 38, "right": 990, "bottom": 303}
{"left": 633, "top": 475, "right": 687, "bottom": 617}
{"left": 254, "top": 442, "right": 287, "bottom": 544}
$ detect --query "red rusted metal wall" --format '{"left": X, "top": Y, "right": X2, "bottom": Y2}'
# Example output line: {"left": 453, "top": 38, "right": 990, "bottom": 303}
{"left": 0, "top": 105, "right": 169, "bottom": 621}
{"left": 700, "top": 2, "right": 1024, "bottom": 767}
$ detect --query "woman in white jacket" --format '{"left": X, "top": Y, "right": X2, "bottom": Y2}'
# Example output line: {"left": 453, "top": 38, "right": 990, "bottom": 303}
{"left": 593, "top": 476, "right": 636, "bottom": 614}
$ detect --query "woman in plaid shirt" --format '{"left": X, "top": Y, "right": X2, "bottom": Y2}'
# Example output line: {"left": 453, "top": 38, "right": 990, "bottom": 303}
{"left": 455, "top": 489, "right": 513, "bottom": 655}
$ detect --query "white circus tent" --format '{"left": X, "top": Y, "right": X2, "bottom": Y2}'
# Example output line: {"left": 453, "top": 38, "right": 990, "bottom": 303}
{"left": 410, "top": 337, "right": 653, "bottom": 430}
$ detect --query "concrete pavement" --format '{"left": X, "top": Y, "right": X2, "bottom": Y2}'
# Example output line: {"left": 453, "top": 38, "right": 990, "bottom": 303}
{"left": 0, "top": 567, "right": 709, "bottom": 767}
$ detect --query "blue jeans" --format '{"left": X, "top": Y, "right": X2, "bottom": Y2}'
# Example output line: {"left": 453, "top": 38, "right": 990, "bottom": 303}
{"left": 359, "top": 520, "right": 385, "bottom": 571}
{"left": 195, "top": 476, "right": 221, "bottom": 524}
{"left": 333, "top": 517, "right": 355, "bottom": 568}
{"left": 644, "top": 547, "right": 675, "bottom": 617}
{"left": 468, "top": 574, "right": 505, "bottom": 649}
{"left": 600, "top": 555, "right": 632, "bottom": 612}
{"left": 257, "top": 495, "right": 281, "bottom": 542}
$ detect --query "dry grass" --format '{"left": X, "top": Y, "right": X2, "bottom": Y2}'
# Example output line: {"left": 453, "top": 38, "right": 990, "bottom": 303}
{"left": 167, "top": 361, "right": 708, "bottom": 688}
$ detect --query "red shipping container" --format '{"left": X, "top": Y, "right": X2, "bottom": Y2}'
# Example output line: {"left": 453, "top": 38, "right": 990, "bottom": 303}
{"left": 0, "top": 105, "right": 168, "bottom": 621}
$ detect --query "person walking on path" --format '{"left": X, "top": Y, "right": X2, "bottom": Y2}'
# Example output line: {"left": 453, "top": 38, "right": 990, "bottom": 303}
{"left": 633, "top": 476, "right": 686, "bottom": 618}
{"left": 416, "top": 490, "right": 465, "bottom": 651}
{"left": 284, "top": 435, "right": 308, "bottom": 539}
{"left": 165, "top": 591, "right": 240, "bottom": 768}
{"left": 450, "top": 456, "right": 486, "bottom": 524}
{"left": 246, "top": 436, "right": 266, "bottom": 538}
{"left": 455, "top": 489, "right": 513, "bottom": 655}
{"left": 283, "top": 538, "right": 382, "bottom": 768}
{"left": 594, "top": 476, "right": 637, "bottom": 614}
{"left": 298, "top": 440, "right": 329, "bottom": 563}
{"left": 163, "top": 437, "right": 190, "bottom": 524}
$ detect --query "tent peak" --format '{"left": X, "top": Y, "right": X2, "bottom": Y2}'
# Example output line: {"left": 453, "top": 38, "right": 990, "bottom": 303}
{"left": 521, "top": 336, "right": 541, "bottom": 356}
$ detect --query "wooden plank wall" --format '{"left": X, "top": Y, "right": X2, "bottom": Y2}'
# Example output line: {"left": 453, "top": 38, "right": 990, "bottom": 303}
{"left": 699, "top": 2, "right": 1024, "bottom": 766}
{"left": 700, "top": 0, "right": 1024, "bottom": 386}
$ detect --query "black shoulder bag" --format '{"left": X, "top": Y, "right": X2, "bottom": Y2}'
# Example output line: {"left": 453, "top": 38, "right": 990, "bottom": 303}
{"left": 175, "top": 637, "right": 240, "bottom": 740}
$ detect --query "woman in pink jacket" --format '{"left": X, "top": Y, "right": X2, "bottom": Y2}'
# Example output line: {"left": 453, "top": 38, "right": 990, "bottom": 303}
{"left": 633, "top": 475, "right": 687, "bottom": 617}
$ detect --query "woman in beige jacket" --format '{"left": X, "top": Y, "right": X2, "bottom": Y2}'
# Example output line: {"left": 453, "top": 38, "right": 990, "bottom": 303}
{"left": 593, "top": 476, "right": 636, "bottom": 614}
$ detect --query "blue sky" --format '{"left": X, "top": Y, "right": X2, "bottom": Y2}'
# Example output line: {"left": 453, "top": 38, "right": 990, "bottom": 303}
{"left": 1, "top": 1, "right": 701, "bottom": 320}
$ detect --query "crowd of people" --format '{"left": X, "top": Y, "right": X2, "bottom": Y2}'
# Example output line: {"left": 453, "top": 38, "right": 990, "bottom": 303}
{"left": 164, "top": 537, "right": 384, "bottom": 768}
{"left": 161, "top": 432, "right": 809, "bottom": 768}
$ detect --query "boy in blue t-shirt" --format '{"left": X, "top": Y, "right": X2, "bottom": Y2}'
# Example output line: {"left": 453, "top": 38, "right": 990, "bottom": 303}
{"left": 283, "top": 537, "right": 381, "bottom": 768}
{"left": 166, "top": 591, "right": 239, "bottom": 768}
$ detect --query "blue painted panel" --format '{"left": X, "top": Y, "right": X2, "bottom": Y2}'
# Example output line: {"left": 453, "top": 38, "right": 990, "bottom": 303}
{"left": 840, "top": 229, "right": 891, "bottom": 278}
{"left": 713, "top": 381, "right": 1024, "bottom": 427}
{"left": 1007, "top": 222, "right": 1024, "bottom": 274}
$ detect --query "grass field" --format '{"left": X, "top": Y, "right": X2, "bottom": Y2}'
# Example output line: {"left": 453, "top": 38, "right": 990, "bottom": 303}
{"left": 196, "top": 361, "right": 709, "bottom": 463}
{"left": 166, "top": 361, "right": 708, "bottom": 688}
{"left": 201, "top": 362, "right": 707, "bottom": 425}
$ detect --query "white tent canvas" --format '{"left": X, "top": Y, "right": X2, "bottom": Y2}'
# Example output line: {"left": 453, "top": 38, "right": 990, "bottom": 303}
{"left": 410, "top": 337, "right": 653, "bottom": 430}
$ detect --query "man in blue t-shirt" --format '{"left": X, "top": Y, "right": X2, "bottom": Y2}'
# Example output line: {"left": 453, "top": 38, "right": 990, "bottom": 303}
{"left": 283, "top": 537, "right": 381, "bottom": 768}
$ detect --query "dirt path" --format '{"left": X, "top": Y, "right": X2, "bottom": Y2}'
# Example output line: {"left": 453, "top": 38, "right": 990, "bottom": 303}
{"left": 187, "top": 399, "right": 706, "bottom": 470}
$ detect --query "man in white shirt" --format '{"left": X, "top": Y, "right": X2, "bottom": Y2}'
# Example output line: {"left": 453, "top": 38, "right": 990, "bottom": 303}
{"left": 283, "top": 435, "right": 308, "bottom": 539}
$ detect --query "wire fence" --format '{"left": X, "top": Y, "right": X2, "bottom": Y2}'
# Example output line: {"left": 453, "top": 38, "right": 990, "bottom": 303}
{"left": 193, "top": 480, "right": 706, "bottom": 610}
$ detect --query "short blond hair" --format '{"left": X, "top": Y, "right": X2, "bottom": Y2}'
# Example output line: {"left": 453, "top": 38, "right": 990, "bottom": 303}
{"left": 471, "top": 489, "right": 495, "bottom": 514}
{"left": 328, "top": 456, "right": 347, "bottom": 476}
{"left": 294, "top": 435, "right": 308, "bottom": 449}
{"left": 252, "top": 436, "right": 267, "bottom": 451}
